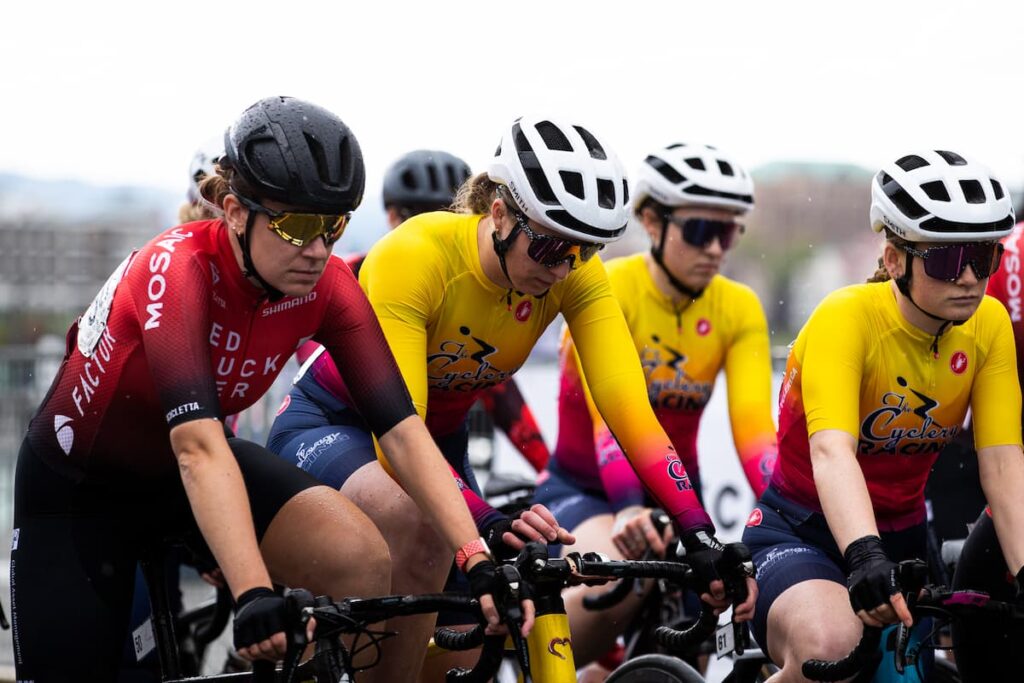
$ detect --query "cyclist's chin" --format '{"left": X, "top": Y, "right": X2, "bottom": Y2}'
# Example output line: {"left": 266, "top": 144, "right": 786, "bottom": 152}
{"left": 277, "top": 273, "right": 321, "bottom": 298}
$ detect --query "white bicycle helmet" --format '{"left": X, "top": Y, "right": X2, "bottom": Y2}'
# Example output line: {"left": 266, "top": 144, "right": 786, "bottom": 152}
{"left": 488, "top": 117, "right": 629, "bottom": 244}
{"left": 187, "top": 136, "right": 224, "bottom": 203}
{"left": 632, "top": 143, "right": 754, "bottom": 215}
{"left": 870, "top": 150, "right": 1014, "bottom": 242}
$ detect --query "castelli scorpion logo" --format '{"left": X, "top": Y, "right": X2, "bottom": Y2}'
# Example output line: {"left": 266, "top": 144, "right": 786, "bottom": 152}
{"left": 548, "top": 637, "right": 572, "bottom": 659}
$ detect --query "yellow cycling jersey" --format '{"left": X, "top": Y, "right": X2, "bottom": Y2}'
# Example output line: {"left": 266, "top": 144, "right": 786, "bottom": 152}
{"left": 359, "top": 212, "right": 713, "bottom": 531}
{"left": 773, "top": 281, "right": 1022, "bottom": 527}
{"left": 552, "top": 254, "right": 777, "bottom": 508}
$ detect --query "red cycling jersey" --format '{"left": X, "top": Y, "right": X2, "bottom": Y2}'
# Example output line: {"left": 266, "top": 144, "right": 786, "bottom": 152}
{"left": 986, "top": 223, "right": 1024, "bottom": 397}
{"left": 27, "top": 219, "right": 415, "bottom": 484}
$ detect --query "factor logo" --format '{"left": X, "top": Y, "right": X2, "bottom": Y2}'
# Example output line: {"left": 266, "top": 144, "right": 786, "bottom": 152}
{"left": 515, "top": 300, "right": 533, "bottom": 323}
{"left": 746, "top": 508, "right": 763, "bottom": 527}
{"left": 548, "top": 637, "right": 572, "bottom": 659}
{"left": 696, "top": 318, "right": 712, "bottom": 336}
{"left": 950, "top": 351, "right": 968, "bottom": 375}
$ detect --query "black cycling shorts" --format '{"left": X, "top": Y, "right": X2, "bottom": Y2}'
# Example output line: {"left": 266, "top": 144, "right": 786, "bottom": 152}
{"left": 10, "top": 432, "right": 321, "bottom": 681}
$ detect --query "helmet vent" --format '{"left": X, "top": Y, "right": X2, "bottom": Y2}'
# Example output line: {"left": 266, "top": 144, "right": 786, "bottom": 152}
{"left": 304, "top": 133, "right": 334, "bottom": 187}
{"left": 717, "top": 160, "right": 735, "bottom": 176}
{"left": 401, "top": 170, "right": 417, "bottom": 190}
{"left": 992, "top": 179, "right": 1005, "bottom": 201}
{"left": 446, "top": 166, "right": 463, "bottom": 193}
{"left": 685, "top": 157, "right": 706, "bottom": 170}
{"left": 920, "top": 181, "right": 950, "bottom": 202}
{"left": 880, "top": 172, "right": 928, "bottom": 219}
{"left": 573, "top": 126, "right": 607, "bottom": 160}
{"left": 596, "top": 178, "right": 616, "bottom": 209}
{"left": 667, "top": 143, "right": 686, "bottom": 149}
{"left": 959, "top": 179, "right": 986, "bottom": 204}
{"left": 936, "top": 150, "right": 967, "bottom": 166}
{"left": 536, "top": 121, "right": 573, "bottom": 152}
{"left": 895, "top": 155, "right": 929, "bottom": 172}
{"left": 622, "top": 178, "right": 629, "bottom": 204}
{"left": 513, "top": 124, "right": 534, "bottom": 155}
{"left": 560, "top": 171, "right": 585, "bottom": 200}
{"left": 646, "top": 155, "right": 686, "bottom": 184}
{"left": 426, "top": 164, "right": 440, "bottom": 192}
{"left": 525, "top": 167, "right": 558, "bottom": 205}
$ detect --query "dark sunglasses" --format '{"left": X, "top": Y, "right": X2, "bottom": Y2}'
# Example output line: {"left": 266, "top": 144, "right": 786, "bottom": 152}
{"left": 505, "top": 206, "right": 603, "bottom": 269}
{"left": 514, "top": 215, "right": 602, "bottom": 269}
{"left": 903, "top": 242, "right": 1004, "bottom": 282}
{"left": 235, "top": 194, "right": 351, "bottom": 247}
{"left": 666, "top": 216, "right": 744, "bottom": 250}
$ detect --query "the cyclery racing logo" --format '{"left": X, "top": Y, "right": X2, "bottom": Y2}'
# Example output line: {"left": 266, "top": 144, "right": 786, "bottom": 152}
{"left": 1003, "top": 230, "right": 1021, "bottom": 322}
{"left": 664, "top": 450, "right": 693, "bottom": 492}
{"left": 639, "top": 335, "right": 712, "bottom": 411}
{"left": 426, "top": 326, "right": 513, "bottom": 391}
{"left": 547, "top": 637, "right": 572, "bottom": 660}
{"left": 858, "top": 376, "right": 959, "bottom": 456}
{"left": 262, "top": 291, "right": 318, "bottom": 317}
{"left": 145, "top": 228, "right": 194, "bottom": 331}
{"left": 295, "top": 432, "right": 347, "bottom": 470}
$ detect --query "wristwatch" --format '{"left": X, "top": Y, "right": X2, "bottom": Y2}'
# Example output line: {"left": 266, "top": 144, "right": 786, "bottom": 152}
{"left": 456, "top": 537, "right": 493, "bottom": 572}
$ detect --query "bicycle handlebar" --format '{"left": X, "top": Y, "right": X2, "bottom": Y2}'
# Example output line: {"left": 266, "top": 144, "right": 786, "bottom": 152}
{"left": 802, "top": 559, "right": 1024, "bottom": 681}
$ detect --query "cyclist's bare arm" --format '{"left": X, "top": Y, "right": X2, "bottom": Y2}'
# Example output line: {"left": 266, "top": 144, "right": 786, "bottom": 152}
{"left": 170, "top": 418, "right": 272, "bottom": 597}
{"left": 977, "top": 443, "right": 1024, "bottom": 575}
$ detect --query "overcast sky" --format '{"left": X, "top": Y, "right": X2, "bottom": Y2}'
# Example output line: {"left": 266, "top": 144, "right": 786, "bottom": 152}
{"left": 5, "top": 0, "right": 1024, "bottom": 205}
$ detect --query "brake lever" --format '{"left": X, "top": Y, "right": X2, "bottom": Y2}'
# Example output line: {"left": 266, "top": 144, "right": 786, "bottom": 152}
{"left": 497, "top": 564, "right": 533, "bottom": 683}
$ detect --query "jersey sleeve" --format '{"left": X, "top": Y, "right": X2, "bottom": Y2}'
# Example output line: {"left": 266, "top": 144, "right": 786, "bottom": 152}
{"left": 563, "top": 325, "right": 647, "bottom": 512}
{"left": 722, "top": 285, "right": 778, "bottom": 497}
{"left": 315, "top": 263, "right": 417, "bottom": 437}
{"left": 479, "top": 379, "right": 551, "bottom": 473}
{"left": 801, "top": 290, "right": 868, "bottom": 439}
{"left": 131, "top": 249, "right": 221, "bottom": 428}
{"left": 360, "top": 229, "right": 508, "bottom": 528}
{"left": 359, "top": 231, "right": 438, "bottom": 420}
{"left": 971, "top": 299, "right": 1023, "bottom": 449}
{"left": 562, "top": 259, "right": 712, "bottom": 532}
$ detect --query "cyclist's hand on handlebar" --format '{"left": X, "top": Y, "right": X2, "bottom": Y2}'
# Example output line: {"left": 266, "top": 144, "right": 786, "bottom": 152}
{"left": 467, "top": 558, "right": 535, "bottom": 636}
{"left": 484, "top": 504, "right": 575, "bottom": 557}
{"left": 612, "top": 506, "right": 674, "bottom": 559}
{"left": 844, "top": 535, "right": 913, "bottom": 628}
{"left": 233, "top": 587, "right": 287, "bottom": 661}
{"left": 679, "top": 529, "right": 758, "bottom": 617}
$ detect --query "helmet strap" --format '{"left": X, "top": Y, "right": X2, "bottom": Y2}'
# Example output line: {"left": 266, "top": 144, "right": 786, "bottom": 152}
{"left": 236, "top": 210, "right": 285, "bottom": 302}
{"left": 491, "top": 221, "right": 521, "bottom": 291}
{"left": 894, "top": 253, "right": 965, "bottom": 357}
{"left": 650, "top": 220, "right": 705, "bottom": 302}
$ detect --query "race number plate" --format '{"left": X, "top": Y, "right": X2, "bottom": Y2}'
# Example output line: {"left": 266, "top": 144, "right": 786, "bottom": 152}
{"left": 715, "top": 621, "right": 735, "bottom": 659}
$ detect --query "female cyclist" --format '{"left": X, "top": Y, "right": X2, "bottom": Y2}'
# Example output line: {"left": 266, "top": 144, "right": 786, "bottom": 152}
{"left": 284, "top": 149, "right": 550, "bottom": 475}
{"left": 268, "top": 117, "right": 758, "bottom": 678}
{"left": 741, "top": 150, "right": 1024, "bottom": 683}
{"left": 534, "top": 143, "right": 777, "bottom": 668}
{"left": 9, "top": 96, "right": 511, "bottom": 682}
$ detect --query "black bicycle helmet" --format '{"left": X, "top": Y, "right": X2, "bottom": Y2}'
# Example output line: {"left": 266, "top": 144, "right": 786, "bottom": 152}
{"left": 222, "top": 96, "right": 365, "bottom": 213}
{"left": 381, "top": 149, "right": 471, "bottom": 210}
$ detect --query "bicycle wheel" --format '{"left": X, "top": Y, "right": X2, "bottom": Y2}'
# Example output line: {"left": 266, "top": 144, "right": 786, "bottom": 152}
{"left": 605, "top": 653, "right": 705, "bottom": 683}
{"left": 930, "top": 657, "right": 961, "bottom": 683}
